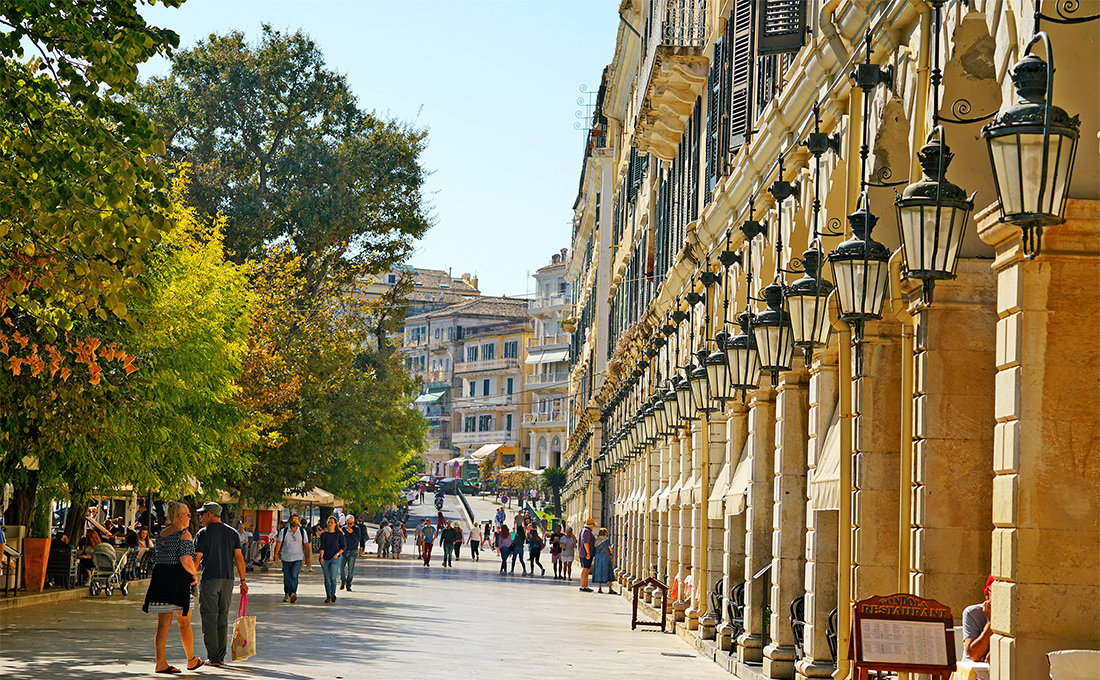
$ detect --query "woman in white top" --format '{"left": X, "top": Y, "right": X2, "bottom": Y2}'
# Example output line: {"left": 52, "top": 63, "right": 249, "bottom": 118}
{"left": 559, "top": 526, "right": 577, "bottom": 581}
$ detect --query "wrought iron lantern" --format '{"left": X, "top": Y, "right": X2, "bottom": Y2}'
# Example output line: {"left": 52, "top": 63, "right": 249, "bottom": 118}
{"left": 785, "top": 249, "right": 834, "bottom": 351}
{"left": 675, "top": 367, "right": 695, "bottom": 422}
{"left": 643, "top": 401, "right": 658, "bottom": 444}
{"left": 705, "top": 330, "right": 731, "bottom": 402}
{"left": 653, "top": 390, "right": 669, "bottom": 436}
{"left": 980, "top": 34, "right": 1080, "bottom": 258}
{"left": 689, "top": 350, "right": 715, "bottom": 413}
{"left": 895, "top": 130, "right": 975, "bottom": 290}
{"left": 725, "top": 312, "right": 762, "bottom": 391}
{"left": 663, "top": 378, "right": 682, "bottom": 427}
{"left": 828, "top": 197, "right": 891, "bottom": 322}
{"left": 752, "top": 282, "right": 796, "bottom": 381}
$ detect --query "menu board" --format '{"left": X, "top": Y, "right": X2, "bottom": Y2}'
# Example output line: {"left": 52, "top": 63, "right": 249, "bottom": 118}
{"left": 859, "top": 618, "right": 949, "bottom": 666}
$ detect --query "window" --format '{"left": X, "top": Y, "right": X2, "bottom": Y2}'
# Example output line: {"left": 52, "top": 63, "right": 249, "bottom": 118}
{"left": 505, "top": 414, "right": 513, "bottom": 431}
{"left": 419, "top": 326, "right": 427, "bottom": 343}
{"left": 506, "top": 377, "right": 513, "bottom": 395}
{"left": 387, "top": 274, "right": 397, "bottom": 284}
{"left": 444, "top": 358, "right": 450, "bottom": 371}
{"left": 503, "top": 341, "right": 518, "bottom": 358}
{"left": 468, "top": 380, "right": 476, "bottom": 396}
{"left": 482, "top": 343, "right": 494, "bottom": 360}
{"left": 448, "top": 327, "right": 453, "bottom": 340}
{"left": 464, "top": 416, "right": 475, "bottom": 432}
{"left": 482, "top": 379, "right": 490, "bottom": 396}
{"left": 457, "top": 381, "right": 463, "bottom": 397}
{"left": 478, "top": 415, "right": 492, "bottom": 431}
{"left": 434, "top": 328, "right": 440, "bottom": 340}
{"left": 467, "top": 346, "right": 478, "bottom": 361}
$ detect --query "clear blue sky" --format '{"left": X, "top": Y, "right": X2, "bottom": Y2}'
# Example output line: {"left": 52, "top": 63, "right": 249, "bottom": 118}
{"left": 138, "top": 0, "right": 621, "bottom": 298}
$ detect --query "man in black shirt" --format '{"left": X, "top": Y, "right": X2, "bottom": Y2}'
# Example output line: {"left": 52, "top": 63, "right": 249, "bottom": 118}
{"left": 195, "top": 502, "right": 248, "bottom": 668}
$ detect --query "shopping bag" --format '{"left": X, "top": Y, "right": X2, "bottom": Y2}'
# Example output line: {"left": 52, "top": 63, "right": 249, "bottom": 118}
{"left": 231, "top": 593, "right": 257, "bottom": 661}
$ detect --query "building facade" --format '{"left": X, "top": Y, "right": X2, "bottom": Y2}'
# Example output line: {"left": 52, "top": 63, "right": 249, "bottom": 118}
{"left": 562, "top": 2, "right": 1098, "bottom": 680}
{"left": 525, "top": 249, "right": 572, "bottom": 469}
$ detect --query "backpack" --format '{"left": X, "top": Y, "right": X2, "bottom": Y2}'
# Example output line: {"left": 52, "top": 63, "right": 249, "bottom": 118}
{"left": 279, "top": 525, "right": 307, "bottom": 545}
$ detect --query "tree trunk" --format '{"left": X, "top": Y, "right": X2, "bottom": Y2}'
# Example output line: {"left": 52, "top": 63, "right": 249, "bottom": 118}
{"left": 65, "top": 488, "right": 92, "bottom": 545}
{"left": 4, "top": 471, "right": 39, "bottom": 530}
{"left": 235, "top": 489, "right": 249, "bottom": 530}
{"left": 552, "top": 487, "right": 561, "bottom": 520}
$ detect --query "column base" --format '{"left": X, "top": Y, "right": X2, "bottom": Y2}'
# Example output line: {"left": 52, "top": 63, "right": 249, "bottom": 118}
{"left": 794, "top": 658, "right": 837, "bottom": 679}
{"left": 763, "top": 642, "right": 798, "bottom": 678}
{"left": 716, "top": 622, "right": 733, "bottom": 651}
{"left": 736, "top": 633, "right": 764, "bottom": 663}
{"left": 643, "top": 584, "right": 656, "bottom": 604}
{"left": 700, "top": 614, "right": 717, "bottom": 640}
{"left": 673, "top": 600, "right": 689, "bottom": 622}
{"left": 686, "top": 606, "right": 700, "bottom": 630}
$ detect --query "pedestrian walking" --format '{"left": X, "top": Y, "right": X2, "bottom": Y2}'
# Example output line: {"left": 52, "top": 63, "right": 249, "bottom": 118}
{"left": 526, "top": 525, "right": 546, "bottom": 576}
{"left": 549, "top": 527, "right": 563, "bottom": 579}
{"left": 452, "top": 523, "right": 463, "bottom": 561}
{"left": 468, "top": 523, "right": 480, "bottom": 561}
{"left": 435, "top": 511, "right": 445, "bottom": 536}
{"left": 318, "top": 517, "right": 346, "bottom": 603}
{"left": 273, "top": 514, "right": 312, "bottom": 603}
{"left": 421, "top": 521, "right": 436, "bottom": 567}
{"left": 415, "top": 519, "right": 425, "bottom": 558}
{"left": 142, "top": 501, "right": 203, "bottom": 673}
{"left": 496, "top": 524, "right": 512, "bottom": 574}
{"left": 559, "top": 526, "right": 576, "bottom": 581}
{"left": 578, "top": 519, "right": 596, "bottom": 592}
{"left": 510, "top": 523, "right": 527, "bottom": 575}
{"left": 440, "top": 521, "right": 456, "bottom": 567}
{"left": 418, "top": 483, "right": 425, "bottom": 504}
{"left": 194, "top": 502, "right": 247, "bottom": 669}
{"left": 376, "top": 521, "right": 392, "bottom": 558}
{"left": 591, "top": 528, "right": 616, "bottom": 594}
{"left": 339, "top": 515, "right": 362, "bottom": 591}
{"left": 391, "top": 523, "right": 405, "bottom": 558}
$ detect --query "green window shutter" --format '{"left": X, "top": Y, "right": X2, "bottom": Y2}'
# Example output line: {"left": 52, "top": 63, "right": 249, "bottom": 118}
{"left": 728, "top": 0, "right": 754, "bottom": 149}
{"left": 758, "top": 0, "right": 807, "bottom": 56}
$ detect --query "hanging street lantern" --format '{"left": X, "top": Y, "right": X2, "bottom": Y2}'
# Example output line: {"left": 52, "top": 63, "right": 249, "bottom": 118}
{"left": 752, "top": 282, "right": 796, "bottom": 383}
{"left": 653, "top": 390, "right": 669, "bottom": 437}
{"left": 895, "top": 130, "right": 975, "bottom": 295}
{"left": 828, "top": 197, "right": 891, "bottom": 322}
{"left": 725, "top": 311, "right": 762, "bottom": 391}
{"left": 785, "top": 248, "right": 834, "bottom": 354}
{"left": 981, "top": 33, "right": 1080, "bottom": 258}
{"left": 706, "top": 330, "right": 732, "bottom": 402}
{"left": 664, "top": 378, "right": 682, "bottom": 427}
{"left": 643, "top": 400, "right": 658, "bottom": 444}
{"left": 689, "top": 349, "right": 716, "bottom": 412}
{"left": 676, "top": 366, "right": 695, "bottom": 421}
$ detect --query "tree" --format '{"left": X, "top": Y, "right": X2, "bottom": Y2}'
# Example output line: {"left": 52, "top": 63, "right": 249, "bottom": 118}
{"left": 541, "top": 466, "right": 567, "bottom": 519}
{"left": 136, "top": 25, "right": 432, "bottom": 297}
{"left": 1, "top": 1, "right": 181, "bottom": 337}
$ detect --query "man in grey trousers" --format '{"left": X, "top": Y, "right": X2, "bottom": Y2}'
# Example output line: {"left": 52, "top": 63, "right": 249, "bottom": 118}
{"left": 195, "top": 502, "right": 248, "bottom": 668}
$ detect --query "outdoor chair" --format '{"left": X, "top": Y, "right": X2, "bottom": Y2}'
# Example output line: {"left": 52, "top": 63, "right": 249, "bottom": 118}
{"left": 826, "top": 607, "right": 839, "bottom": 668}
{"left": 790, "top": 595, "right": 806, "bottom": 659}
{"left": 711, "top": 577, "right": 724, "bottom": 625}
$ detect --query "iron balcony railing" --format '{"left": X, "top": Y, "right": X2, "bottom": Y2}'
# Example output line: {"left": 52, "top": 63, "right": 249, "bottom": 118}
{"left": 523, "top": 411, "right": 566, "bottom": 425}
{"left": 636, "top": 0, "right": 708, "bottom": 125}
{"left": 454, "top": 358, "right": 520, "bottom": 374}
{"left": 525, "top": 372, "right": 569, "bottom": 387}
{"left": 528, "top": 333, "right": 570, "bottom": 348}
{"left": 452, "top": 430, "right": 517, "bottom": 445}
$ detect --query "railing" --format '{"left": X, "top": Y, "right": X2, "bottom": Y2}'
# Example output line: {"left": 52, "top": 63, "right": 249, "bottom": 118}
{"left": 454, "top": 358, "right": 520, "bottom": 374}
{"left": 523, "top": 411, "right": 565, "bottom": 425}
{"left": 528, "top": 293, "right": 571, "bottom": 314}
{"left": 635, "top": 0, "right": 708, "bottom": 125}
{"left": 528, "top": 333, "right": 570, "bottom": 348}
{"left": 453, "top": 430, "right": 517, "bottom": 445}
{"left": 525, "top": 372, "right": 569, "bottom": 387}
{"left": 412, "top": 369, "right": 448, "bottom": 384}
{"left": 457, "top": 393, "right": 516, "bottom": 407}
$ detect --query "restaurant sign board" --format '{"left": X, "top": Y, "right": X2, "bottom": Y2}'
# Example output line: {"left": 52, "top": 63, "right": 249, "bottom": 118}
{"left": 851, "top": 593, "right": 956, "bottom": 679}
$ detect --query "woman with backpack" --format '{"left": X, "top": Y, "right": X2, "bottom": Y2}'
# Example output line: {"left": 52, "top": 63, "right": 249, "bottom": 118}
{"left": 526, "top": 525, "right": 546, "bottom": 576}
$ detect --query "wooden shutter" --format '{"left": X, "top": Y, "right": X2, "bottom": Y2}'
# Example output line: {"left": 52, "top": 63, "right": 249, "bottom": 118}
{"left": 758, "top": 0, "right": 807, "bottom": 56}
{"left": 705, "top": 37, "right": 724, "bottom": 200}
{"left": 728, "top": 0, "right": 754, "bottom": 149}
{"left": 626, "top": 147, "right": 639, "bottom": 204}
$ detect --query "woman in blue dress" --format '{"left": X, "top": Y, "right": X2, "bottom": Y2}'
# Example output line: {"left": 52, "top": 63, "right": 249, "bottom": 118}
{"left": 591, "top": 527, "right": 616, "bottom": 594}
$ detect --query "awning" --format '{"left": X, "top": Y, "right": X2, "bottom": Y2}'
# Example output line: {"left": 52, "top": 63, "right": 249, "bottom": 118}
{"left": 653, "top": 479, "right": 669, "bottom": 512}
{"left": 414, "top": 387, "right": 448, "bottom": 403}
{"left": 658, "top": 477, "right": 674, "bottom": 512}
{"left": 707, "top": 460, "right": 732, "bottom": 520}
{"left": 725, "top": 439, "right": 752, "bottom": 515}
{"left": 471, "top": 443, "right": 504, "bottom": 460}
{"left": 675, "top": 470, "right": 696, "bottom": 506}
{"left": 810, "top": 405, "right": 843, "bottom": 510}
{"left": 526, "top": 348, "right": 569, "bottom": 364}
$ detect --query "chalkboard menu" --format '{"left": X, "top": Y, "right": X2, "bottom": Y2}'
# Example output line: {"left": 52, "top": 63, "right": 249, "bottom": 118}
{"left": 852, "top": 593, "right": 956, "bottom": 679}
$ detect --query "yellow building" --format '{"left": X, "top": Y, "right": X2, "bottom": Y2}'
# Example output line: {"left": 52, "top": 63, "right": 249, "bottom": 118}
{"left": 562, "top": 2, "right": 1098, "bottom": 680}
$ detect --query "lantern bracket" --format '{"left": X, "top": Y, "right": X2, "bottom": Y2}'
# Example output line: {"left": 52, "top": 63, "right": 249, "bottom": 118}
{"left": 1036, "top": 0, "right": 1100, "bottom": 27}
{"left": 865, "top": 165, "right": 909, "bottom": 188}
{"left": 939, "top": 97, "right": 997, "bottom": 126}
{"left": 718, "top": 249, "right": 743, "bottom": 268}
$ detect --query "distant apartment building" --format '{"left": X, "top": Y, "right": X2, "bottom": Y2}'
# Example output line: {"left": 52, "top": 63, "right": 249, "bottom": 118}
{"left": 359, "top": 266, "right": 480, "bottom": 318}
{"left": 524, "top": 249, "right": 571, "bottom": 469}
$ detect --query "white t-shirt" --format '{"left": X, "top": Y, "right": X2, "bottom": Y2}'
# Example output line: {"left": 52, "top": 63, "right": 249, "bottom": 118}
{"left": 279, "top": 525, "right": 306, "bottom": 562}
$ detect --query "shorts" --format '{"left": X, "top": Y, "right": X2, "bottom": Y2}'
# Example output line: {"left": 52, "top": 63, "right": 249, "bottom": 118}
{"left": 551, "top": 552, "right": 561, "bottom": 563}
{"left": 579, "top": 556, "right": 592, "bottom": 569}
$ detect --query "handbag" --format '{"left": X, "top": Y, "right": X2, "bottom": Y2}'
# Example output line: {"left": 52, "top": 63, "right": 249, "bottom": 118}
{"left": 231, "top": 593, "right": 257, "bottom": 662}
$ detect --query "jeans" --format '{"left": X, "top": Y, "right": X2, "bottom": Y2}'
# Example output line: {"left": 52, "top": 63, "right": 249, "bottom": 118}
{"left": 422, "top": 541, "right": 433, "bottom": 566}
{"left": 511, "top": 543, "right": 526, "bottom": 573}
{"left": 529, "top": 548, "right": 543, "bottom": 572}
{"left": 281, "top": 559, "right": 302, "bottom": 595}
{"left": 340, "top": 550, "right": 358, "bottom": 587}
{"left": 499, "top": 544, "right": 511, "bottom": 572}
{"left": 470, "top": 541, "right": 479, "bottom": 560}
{"left": 321, "top": 558, "right": 340, "bottom": 598}
{"left": 198, "top": 578, "right": 234, "bottom": 663}
{"left": 442, "top": 542, "right": 453, "bottom": 566}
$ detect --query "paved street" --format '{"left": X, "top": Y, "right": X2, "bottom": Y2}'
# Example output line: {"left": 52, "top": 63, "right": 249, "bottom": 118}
{"left": 0, "top": 497, "right": 728, "bottom": 679}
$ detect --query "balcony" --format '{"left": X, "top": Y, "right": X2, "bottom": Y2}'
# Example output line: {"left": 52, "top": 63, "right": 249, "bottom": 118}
{"left": 525, "top": 372, "right": 569, "bottom": 388}
{"left": 453, "top": 429, "right": 517, "bottom": 445}
{"left": 412, "top": 369, "right": 449, "bottom": 385}
{"left": 523, "top": 411, "right": 566, "bottom": 426}
{"left": 454, "top": 357, "right": 520, "bottom": 375}
{"left": 634, "top": 0, "right": 709, "bottom": 161}
{"left": 528, "top": 333, "right": 570, "bottom": 348}
{"left": 458, "top": 394, "right": 518, "bottom": 408}
{"left": 528, "top": 293, "right": 571, "bottom": 317}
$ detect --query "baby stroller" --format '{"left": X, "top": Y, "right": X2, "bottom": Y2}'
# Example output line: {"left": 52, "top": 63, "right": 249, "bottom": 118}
{"left": 245, "top": 539, "right": 270, "bottom": 572}
{"left": 89, "top": 546, "right": 130, "bottom": 596}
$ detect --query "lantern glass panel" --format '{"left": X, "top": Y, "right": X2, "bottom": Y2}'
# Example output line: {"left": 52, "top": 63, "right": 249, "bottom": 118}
{"left": 786, "top": 292, "right": 832, "bottom": 347}
{"left": 897, "top": 202, "right": 967, "bottom": 277}
{"left": 664, "top": 388, "right": 681, "bottom": 425}
{"left": 654, "top": 399, "right": 668, "bottom": 435}
{"left": 988, "top": 132, "right": 1075, "bottom": 219}
{"left": 831, "top": 259, "right": 890, "bottom": 320}
{"left": 689, "top": 368, "right": 709, "bottom": 412}
{"left": 706, "top": 357, "right": 729, "bottom": 401}
{"left": 675, "top": 381, "right": 694, "bottom": 421}
{"left": 753, "top": 324, "right": 794, "bottom": 373}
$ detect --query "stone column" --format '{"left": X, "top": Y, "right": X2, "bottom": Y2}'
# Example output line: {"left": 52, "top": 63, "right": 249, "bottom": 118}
{"left": 738, "top": 387, "right": 777, "bottom": 663}
{"left": 797, "top": 350, "right": 839, "bottom": 680}
{"left": 852, "top": 319, "right": 901, "bottom": 602}
{"left": 687, "top": 417, "right": 705, "bottom": 630}
{"left": 667, "top": 434, "right": 682, "bottom": 610}
{"left": 978, "top": 200, "right": 1100, "bottom": 680}
{"left": 676, "top": 427, "right": 694, "bottom": 622}
{"left": 765, "top": 365, "right": 809, "bottom": 679}
{"left": 701, "top": 411, "right": 728, "bottom": 640}
{"left": 718, "top": 402, "right": 749, "bottom": 652}
{"left": 909, "top": 260, "right": 997, "bottom": 617}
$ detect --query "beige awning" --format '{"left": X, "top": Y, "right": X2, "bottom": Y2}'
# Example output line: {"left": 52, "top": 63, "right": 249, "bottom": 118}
{"left": 707, "top": 460, "right": 732, "bottom": 520}
{"left": 653, "top": 479, "right": 669, "bottom": 512}
{"left": 810, "top": 406, "right": 843, "bottom": 511}
{"left": 471, "top": 443, "right": 504, "bottom": 460}
{"left": 725, "top": 439, "right": 752, "bottom": 515}
{"left": 675, "top": 470, "right": 696, "bottom": 507}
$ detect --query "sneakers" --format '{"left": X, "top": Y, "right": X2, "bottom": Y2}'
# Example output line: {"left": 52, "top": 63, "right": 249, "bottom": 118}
{"left": 346, "top": 585, "right": 353, "bottom": 591}
{"left": 332, "top": 595, "right": 337, "bottom": 603}
{"left": 290, "top": 593, "right": 297, "bottom": 603}
{"left": 339, "top": 583, "right": 345, "bottom": 590}
{"left": 580, "top": 587, "right": 593, "bottom": 592}
{"left": 540, "top": 567, "right": 546, "bottom": 576}
{"left": 283, "top": 595, "right": 290, "bottom": 602}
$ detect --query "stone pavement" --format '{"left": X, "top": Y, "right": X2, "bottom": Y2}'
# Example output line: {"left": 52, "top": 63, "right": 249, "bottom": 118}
{"left": 0, "top": 496, "right": 730, "bottom": 679}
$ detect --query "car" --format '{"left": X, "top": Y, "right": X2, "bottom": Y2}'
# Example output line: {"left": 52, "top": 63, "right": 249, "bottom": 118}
{"left": 438, "top": 478, "right": 481, "bottom": 496}
{"left": 417, "top": 475, "right": 442, "bottom": 491}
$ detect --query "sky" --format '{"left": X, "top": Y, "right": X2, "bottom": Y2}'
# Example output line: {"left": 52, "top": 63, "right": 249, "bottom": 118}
{"left": 138, "top": 0, "right": 622, "bottom": 298}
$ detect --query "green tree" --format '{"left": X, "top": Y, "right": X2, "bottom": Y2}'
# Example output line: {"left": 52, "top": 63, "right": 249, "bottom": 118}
{"left": 0, "top": 1, "right": 181, "bottom": 336}
{"left": 541, "top": 466, "right": 567, "bottom": 518}
{"left": 136, "top": 25, "right": 432, "bottom": 297}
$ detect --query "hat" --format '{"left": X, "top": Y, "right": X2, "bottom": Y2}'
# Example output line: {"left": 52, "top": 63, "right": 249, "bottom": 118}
{"left": 199, "top": 501, "right": 222, "bottom": 517}
{"left": 585, "top": 518, "right": 595, "bottom": 526}
{"left": 983, "top": 574, "right": 995, "bottom": 596}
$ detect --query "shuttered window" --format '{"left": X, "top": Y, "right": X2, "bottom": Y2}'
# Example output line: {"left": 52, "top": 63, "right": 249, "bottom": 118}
{"left": 728, "top": 0, "right": 754, "bottom": 150}
{"left": 758, "top": 0, "right": 807, "bottom": 56}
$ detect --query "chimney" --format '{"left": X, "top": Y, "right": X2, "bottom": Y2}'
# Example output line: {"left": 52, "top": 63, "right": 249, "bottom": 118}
{"left": 560, "top": 247, "right": 568, "bottom": 261}
{"left": 470, "top": 276, "right": 479, "bottom": 291}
